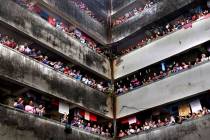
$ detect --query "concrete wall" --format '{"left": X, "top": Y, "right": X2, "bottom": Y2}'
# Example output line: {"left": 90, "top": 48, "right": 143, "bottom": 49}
{"left": 40, "top": 0, "right": 107, "bottom": 44}
{"left": 0, "top": 0, "right": 111, "bottom": 79}
{"left": 0, "top": 104, "right": 112, "bottom": 140}
{"left": 92, "top": 0, "right": 107, "bottom": 11}
{"left": 116, "top": 61, "right": 210, "bottom": 118}
{"left": 0, "top": 44, "right": 113, "bottom": 118}
{"left": 121, "top": 114, "right": 210, "bottom": 140}
{"left": 114, "top": 17, "right": 210, "bottom": 79}
{"left": 80, "top": 0, "right": 107, "bottom": 19}
{"left": 112, "top": 0, "right": 143, "bottom": 20}
{"left": 112, "top": 0, "right": 195, "bottom": 43}
{"left": 112, "top": 0, "right": 136, "bottom": 14}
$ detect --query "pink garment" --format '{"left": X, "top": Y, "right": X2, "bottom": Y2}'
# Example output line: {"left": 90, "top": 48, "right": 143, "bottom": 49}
{"left": 25, "top": 105, "right": 35, "bottom": 114}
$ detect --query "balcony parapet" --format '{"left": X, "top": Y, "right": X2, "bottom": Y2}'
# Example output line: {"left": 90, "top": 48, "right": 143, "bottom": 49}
{"left": 114, "top": 16, "right": 210, "bottom": 79}
{"left": 0, "top": 104, "right": 113, "bottom": 140}
{"left": 0, "top": 44, "right": 113, "bottom": 118}
{"left": 40, "top": 0, "right": 107, "bottom": 45}
{"left": 116, "top": 60, "right": 210, "bottom": 118}
{"left": 112, "top": 0, "right": 195, "bottom": 43}
{"left": 121, "top": 114, "right": 210, "bottom": 140}
{"left": 0, "top": 0, "right": 111, "bottom": 79}
{"left": 112, "top": 0, "right": 136, "bottom": 15}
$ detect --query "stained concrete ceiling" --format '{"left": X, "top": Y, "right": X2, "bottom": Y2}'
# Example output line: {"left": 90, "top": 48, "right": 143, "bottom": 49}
{"left": 73, "top": 0, "right": 196, "bottom": 43}
{"left": 40, "top": 0, "right": 198, "bottom": 53}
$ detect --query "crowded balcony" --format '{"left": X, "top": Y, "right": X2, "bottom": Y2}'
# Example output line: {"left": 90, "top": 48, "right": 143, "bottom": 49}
{"left": 72, "top": 0, "right": 107, "bottom": 24}
{"left": 39, "top": 0, "right": 107, "bottom": 45}
{"left": 116, "top": 42, "right": 210, "bottom": 118}
{"left": 0, "top": 0, "right": 111, "bottom": 79}
{"left": 0, "top": 76, "right": 114, "bottom": 137}
{"left": 0, "top": 103, "right": 113, "bottom": 140}
{"left": 0, "top": 39, "right": 113, "bottom": 118}
{"left": 117, "top": 91, "right": 210, "bottom": 140}
{"left": 116, "top": 3, "right": 210, "bottom": 56}
{"left": 111, "top": 0, "right": 196, "bottom": 43}
{"left": 115, "top": 41, "right": 210, "bottom": 95}
{"left": 0, "top": 76, "right": 114, "bottom": 138}
{"left": 112, "top": 0, "right": 160, "bottom": 27}
{"left": 14, "top": 0, "right": 111, "bottom": 57}
{"left": 112, "top": 0, "right": 137, "bottom": 15}
{"left": 0, "top": 27, "right": 112, "bottom": 93}
{"left": 114, "top": 10, "right": 210, "bottom": 79}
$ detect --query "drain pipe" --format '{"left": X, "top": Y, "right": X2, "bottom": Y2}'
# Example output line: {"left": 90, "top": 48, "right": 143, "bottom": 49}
{"left": 107, "top": 0, "right": 118, "bottom": 139}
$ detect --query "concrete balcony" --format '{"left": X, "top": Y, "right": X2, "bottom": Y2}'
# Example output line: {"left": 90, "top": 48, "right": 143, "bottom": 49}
{"left": 114, "top": 16, "right": 210, "bottom": 79}
{"left": 121, "top": 114, "right": 210, "bottom": 140}
{"left": 94, "top": 0, "right": 107, "bottom": 8}
{"left": 112, "top": 0, "right": 195, "bottom": 43}
{"left": 0, "top": 104, "right": 112, "bottom": 140}
{"left": 80, "top": 0, "right": 107, "bottom": 20}
{"left": 39, "top": 0, "right": 108, "bottom": 45}
{"left": 0, "top": 0, "right": 111, "bottom": 79}
{"left": 116, "top": 60, "right": 210, "bottom": 118}
{"left": 112, "top": 0, "right": 136, "bottom": 15}
{"left": 0, "top": 44, "right": 113, "bottom": 118}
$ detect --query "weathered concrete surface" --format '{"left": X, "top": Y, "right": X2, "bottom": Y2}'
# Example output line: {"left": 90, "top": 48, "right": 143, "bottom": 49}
{"left": 40, "top": 0, "right": 108, "bottom": 45}
{"left": 94, "top": 0, "right": 107, "bottom": 9}
{"left": 112, "top": 0, "right": 136, "bottom": 15}
{"left": 112, "top": 0, "right": 195, "bottom": 43}
{"left": 80, "top": 0, "right": 107, "bottom": 20}
{"left": 114, "top": 17, "right": 210, "bottom": 79}
{"left": 0, "top": 44, "right": 113, "bottom": 118}
{"left": 0, "top": 104, "right": 113, "bottom": 140}
{"left": 116, "top": 61, "right": 210, "bottom": 118}
{"left": 122, "top": 114, "right": 210, "bottom": 140}
{"left": 0, "top": 0, "right": 111, "bottom": 79}
{"left": 112, "top": 0, "right": 146, "bottom": 19}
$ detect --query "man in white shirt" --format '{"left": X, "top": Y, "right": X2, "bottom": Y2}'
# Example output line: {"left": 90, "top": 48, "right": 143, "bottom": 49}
{"left": 201, "top": 54, "right": 208, "bottom": 62}
{"left": 18, "top": 43, "right": 27, "bottom": 53}
{"left": 24, "top": 46, "right": 31, "bottom": 55}
{"left": 97, "top": 82, "right": 104, "bottom": 91}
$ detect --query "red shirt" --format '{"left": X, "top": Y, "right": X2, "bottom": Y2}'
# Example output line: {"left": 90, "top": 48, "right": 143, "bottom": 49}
{"left": 3, "top": 41, "right": 16, "bottom": 48}
{"left": 64, "top": 68, "right": 70, "bottom": 75}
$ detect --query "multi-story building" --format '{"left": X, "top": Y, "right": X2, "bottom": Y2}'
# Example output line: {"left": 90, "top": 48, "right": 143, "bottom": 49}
{"left": 0, "top": 0, "right": 210, "bottom": 140}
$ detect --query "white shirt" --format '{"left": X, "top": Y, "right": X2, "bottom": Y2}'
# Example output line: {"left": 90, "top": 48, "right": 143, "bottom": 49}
{"left": 87, "top": 80, "right": 92, "bottom": 85}
{"left": 143, "top": 125, "right": 150, "bottom": 130}
{"left": 84, "top": 79, "right": 89, "bottom": 85}
{"left": 82, "top": 77, "right": 87, "bottom": 83}
{"left": 18, "top": 45, "right": 25, "bottom": 52}
{"left": 129, "top": 129, "right": 135, "bottom": 134}
{"left": 201, "top": 57, "right": 208, "bottom": 62}
{"left": 25, "top": 47, "right": 31, "bottom": 54}
{"left": 97, "top": 84, "right": 103, "bottom": 91}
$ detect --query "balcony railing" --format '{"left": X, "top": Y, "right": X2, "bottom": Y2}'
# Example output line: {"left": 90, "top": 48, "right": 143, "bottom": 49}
{"left": 116, "top": 60, "right": 210, "bottom": 118}
{"left": 112, "top": 0, "right": 195, "bottom": 43}
{"left": 39, "top": 0, "right": 107, "bottom": 44}
{"left": 0, "top": 103, "right": 112, "bottom": 140}
{"left": 0, "top": 0, "right": 111, "bottom": 79}
{"left": 0, "top": 44, "right": 113, "bottom": 118}
{"left": 121, "top": 113, "right": 210, "bottom": 140}
{"left": 114, "top": 16, "right": 210, "bottom": 79}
